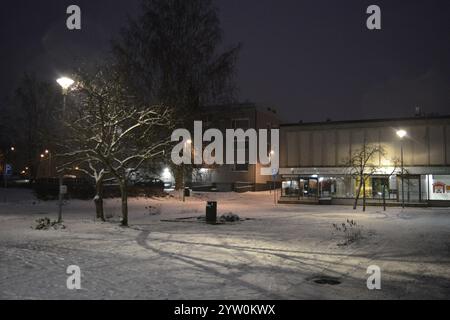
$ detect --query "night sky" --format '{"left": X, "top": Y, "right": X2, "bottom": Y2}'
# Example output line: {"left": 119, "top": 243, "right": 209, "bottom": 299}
{"left": 1, "top": 0, "right": 449, "bottom": 122}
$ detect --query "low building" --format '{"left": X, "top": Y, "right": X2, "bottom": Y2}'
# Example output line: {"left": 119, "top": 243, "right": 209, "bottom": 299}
{"left": 191, "top": 102, "right": 280, "bottom": 192}
{"left": 278, "top": 115, "right": 450, "bottom": 206}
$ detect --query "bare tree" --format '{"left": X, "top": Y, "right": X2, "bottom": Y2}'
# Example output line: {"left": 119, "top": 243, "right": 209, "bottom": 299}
{"left": 59, "top": 66, "right": 172, "bottom": 226}
{"left": 113, "top": 0, "right": 241, "bottom": 189}
{"left": 59, "top": 155, "right": 110, "bottom": 221}
{"left": 2, "top": 74, "right": 61, "bottom": 179}
{"left": 346, "top": 144, "right": 385, "bottom": 211}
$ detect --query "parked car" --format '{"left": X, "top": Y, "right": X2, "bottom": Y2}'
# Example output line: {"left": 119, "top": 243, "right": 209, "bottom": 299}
{"left": 132, "top": 177, "right": 165, "bottom": 195}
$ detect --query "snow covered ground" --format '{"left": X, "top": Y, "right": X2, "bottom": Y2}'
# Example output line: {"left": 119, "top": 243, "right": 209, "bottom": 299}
{"left": 0, "top": 188, "right": 449, "bottom": 300}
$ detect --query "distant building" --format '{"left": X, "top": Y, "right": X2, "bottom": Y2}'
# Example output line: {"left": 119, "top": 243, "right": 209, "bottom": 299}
{"left": 279, "top": 115, "right": 450, "bottom": 206}
{"left": 190, "top": 102, "right": 280, "bottom": 192}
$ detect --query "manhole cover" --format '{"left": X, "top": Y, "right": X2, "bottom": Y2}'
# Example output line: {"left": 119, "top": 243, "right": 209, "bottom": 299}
{"left": 312, "top": 276, "right": 341, "bottom": 285}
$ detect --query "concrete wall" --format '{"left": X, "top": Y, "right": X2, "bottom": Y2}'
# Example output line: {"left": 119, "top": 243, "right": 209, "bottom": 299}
{"left": 280, "top": 117, "right": 450, "bottom": 168}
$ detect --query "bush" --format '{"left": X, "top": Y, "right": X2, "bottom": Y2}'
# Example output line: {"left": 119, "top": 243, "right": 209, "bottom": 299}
{"left": 219, "top": 212, "right": 240, "bottom": 222}
{"left": 332, "top": 219, "right": 363, "bottom": 245}
{"left": 34, "top": 217, "right": 65, "bottom": 230}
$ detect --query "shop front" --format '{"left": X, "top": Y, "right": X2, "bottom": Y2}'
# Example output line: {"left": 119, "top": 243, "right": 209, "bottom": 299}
{"left": 279, "top": 167, "right": 448, "bottom": 206}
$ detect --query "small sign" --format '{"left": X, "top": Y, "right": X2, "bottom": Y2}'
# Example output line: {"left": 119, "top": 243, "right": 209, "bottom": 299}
{"left": 4, "top": 164, "right": 12, "bottom": 176}
{"left": 433, "top": 182, "right": 445, "bottom": 194}
{"left": 271, "top": 168, "right": 278, "bottom": 176}
{"left": 60, "top": 185, "right": 68, "bottom": 195}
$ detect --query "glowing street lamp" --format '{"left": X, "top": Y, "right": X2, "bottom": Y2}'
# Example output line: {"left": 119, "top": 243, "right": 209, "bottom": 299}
{"left": 396, "top": 130, "right": 407, "bottom": 139}
{"left": 56, "top": 77, "right": 74, "bottom": 115}
{"left": 56, "top": 76, "right": 74, "bottom": 223}
{"left": 396, "top": 129, "right": 407, "bottom": 208}
{"left": 56, "top": 77, "right": 75, "bottom": 93}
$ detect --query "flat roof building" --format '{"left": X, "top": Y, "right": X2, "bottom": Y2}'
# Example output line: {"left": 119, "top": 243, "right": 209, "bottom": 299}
{"left": 279, "top": 115, "right": 450, "bottom": 206}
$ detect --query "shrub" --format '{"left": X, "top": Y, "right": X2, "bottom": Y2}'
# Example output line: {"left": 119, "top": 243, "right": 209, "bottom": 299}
{"left": 34, "top": 217, "right": 65, "bottom": 230}
{"left": 219, "top": 212, "right": 240, "bottom": 222}
{"left": 332, "top": 219, "right": 363, "bottom": 245}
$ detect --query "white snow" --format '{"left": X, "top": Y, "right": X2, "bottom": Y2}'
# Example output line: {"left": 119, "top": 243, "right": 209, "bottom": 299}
{"left": 0, "top": 188, "right": 449, "bottom": 299}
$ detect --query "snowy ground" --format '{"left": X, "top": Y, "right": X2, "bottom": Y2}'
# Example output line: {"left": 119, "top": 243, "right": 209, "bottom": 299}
{"left": 0, "top": 188, "right": 449, "bottom": 300}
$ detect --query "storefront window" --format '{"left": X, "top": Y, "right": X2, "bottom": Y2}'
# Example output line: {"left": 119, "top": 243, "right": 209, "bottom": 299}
{"left": 282, "top": 177, "right": 319, "bottom": 198}
{"left": 354, "top": 176, "right": 373, "bottom": 199}
{"left": 372, "top": 177, "right": 389, "bottom": 199}
{"left": 427, "top": 175, "right": 450, "bottom": 201}
{"left": 318, "top": 177, "right": 336, "bottom": 197}
{"left": 334, "top": 176, "right": 353, "bottom": 198}
{"left": 282, "top": 180, "right": 299, "bottom": 197}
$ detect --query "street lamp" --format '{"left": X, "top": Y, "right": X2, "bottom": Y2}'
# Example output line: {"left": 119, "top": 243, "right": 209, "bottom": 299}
{"left": 57, "top": 77, "right": 74, "bottom": 113}
{"left": 396, "top": 130, "right": 407, "bottom": 139}
{"left": 42, "top": 149, "right": 52, "bottom": 177}
{"left": 182, "top": 139, "right": 192, "bottom": 202}
{"left": 396, "top": 129, "right": 407, "bottom": 208}
{"left": 269, "top": 150, "right": 276, "bottom": 203}
{"left": 56, "top": 76, "right": 74, "bottom": 223}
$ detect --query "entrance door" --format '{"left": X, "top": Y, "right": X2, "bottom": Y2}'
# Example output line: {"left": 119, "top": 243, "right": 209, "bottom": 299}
{"left": 398, "top": 175, "right": 421, "bottom": 203}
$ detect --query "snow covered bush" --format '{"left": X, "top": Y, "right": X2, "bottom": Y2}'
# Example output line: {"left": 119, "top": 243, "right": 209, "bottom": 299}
{"left": 332, "top": 219, "right": 363, "bottom": 245}
{"left": 34, "top": 217, "right": 66, "bottom": 230}
{"left": 219, "top": 212, "right": 240, "bottom": 222}
{"left": 145, "top": 205, "right": 161, "bottom": 216}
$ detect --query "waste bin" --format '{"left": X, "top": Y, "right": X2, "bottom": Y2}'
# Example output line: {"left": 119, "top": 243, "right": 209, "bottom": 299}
{"left": 184, "top": 187, "right": 191, "bottom": 197}
{"left": 206, "top": 201, "right": 217, "bottom": 224}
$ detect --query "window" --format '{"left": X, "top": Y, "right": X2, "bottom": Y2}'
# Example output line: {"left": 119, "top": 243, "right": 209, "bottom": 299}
{"left": 234, "top": 163, "right": 249, "bottom": 172}
{"left": 231, "top": 118, "right": 249, "bottom": 130}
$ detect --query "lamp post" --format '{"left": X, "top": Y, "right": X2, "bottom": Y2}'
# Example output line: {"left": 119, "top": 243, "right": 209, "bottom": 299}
{"left": 56, "top": 77, "right": 74, "bottom": 223}
{"left": 396, "top": 129, "right": 407, "bottom": 209}
{"left": 40, "top": 150, "right": 52, "bottom": 177}
{"left": 269, "top": 150, "right": 276, "bottom": 203}
{"left": 182, "top": 139, "right": 192, "bottom": 202}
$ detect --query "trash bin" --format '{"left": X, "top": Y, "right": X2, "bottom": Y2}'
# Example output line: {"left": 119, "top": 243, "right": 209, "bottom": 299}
{"left": 184, "top": 187, "right": 191, "bottom": 197}
{"left": 206, "top": 201, "right": 217, "bottom": 224}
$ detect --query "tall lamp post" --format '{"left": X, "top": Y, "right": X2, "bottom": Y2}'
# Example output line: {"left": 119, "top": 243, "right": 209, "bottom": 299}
{"left": 56, "top": 77, "right": 74, "bottom": 223}
{"left": 40, "top": 150, "right": 52, "bottom": 177}
{"left": 396, "top": 129, "right": 407, "bottom": 209}
{"left": 182, "top": 139, "right": 192, "bottom": 202}
{"left": 45, "top": 149, "right": 51, "bottom": 177}
{"left": 269, "top": 150, "right": 276, "bottom": 203}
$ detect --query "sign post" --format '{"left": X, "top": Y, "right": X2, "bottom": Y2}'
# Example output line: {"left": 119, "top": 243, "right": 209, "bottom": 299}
{"left": 272, "top": 168, "right": 278, "bottom": 204}
{"left": 4, "top": 164, "right": 12, "bottom": 188}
